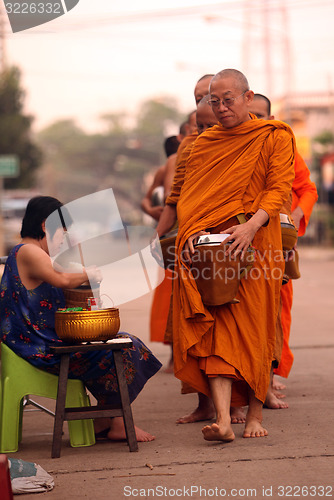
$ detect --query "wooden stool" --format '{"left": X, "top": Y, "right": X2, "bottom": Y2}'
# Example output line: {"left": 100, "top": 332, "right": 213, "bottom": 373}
{"left": 50, "top": 338, "right": 138, "bottom": 458}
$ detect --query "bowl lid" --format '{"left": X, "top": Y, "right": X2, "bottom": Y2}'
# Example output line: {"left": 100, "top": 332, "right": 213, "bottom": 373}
{"left": 194, "top": 233, "right": 232, "bottom": 247}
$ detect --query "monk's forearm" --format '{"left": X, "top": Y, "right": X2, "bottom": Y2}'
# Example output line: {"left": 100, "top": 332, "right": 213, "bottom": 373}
{"left": 247, "top": 209, "right": 269, "bottom": 232}
{"left": 155, "top": 204, "right": 177, "bottom": 238}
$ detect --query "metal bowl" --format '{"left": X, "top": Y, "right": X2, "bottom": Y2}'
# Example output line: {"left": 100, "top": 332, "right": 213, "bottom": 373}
{"left": 55, "top": 307, "right": 120, "bottom": 343}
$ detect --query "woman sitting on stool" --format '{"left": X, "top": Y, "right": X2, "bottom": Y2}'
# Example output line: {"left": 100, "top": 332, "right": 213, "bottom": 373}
{"left": 0, "top": 196, "right": 162, "bottom": 442}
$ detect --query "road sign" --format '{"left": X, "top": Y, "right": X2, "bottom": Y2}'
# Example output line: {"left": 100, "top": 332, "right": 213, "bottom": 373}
{"left": 0, "top": 155, "right": 20, "bottom": 177}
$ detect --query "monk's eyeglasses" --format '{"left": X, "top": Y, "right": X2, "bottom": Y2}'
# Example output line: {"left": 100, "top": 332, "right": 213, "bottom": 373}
{"left": 208, "top": 91, "right": 247, "bottom": 108}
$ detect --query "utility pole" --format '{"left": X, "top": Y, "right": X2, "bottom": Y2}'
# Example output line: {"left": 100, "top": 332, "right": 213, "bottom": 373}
{"left": 263, "top": 0, "right": 272, "bottom": 98}
{"left": 242, "top": 0, "right": 292, "bottom": 99}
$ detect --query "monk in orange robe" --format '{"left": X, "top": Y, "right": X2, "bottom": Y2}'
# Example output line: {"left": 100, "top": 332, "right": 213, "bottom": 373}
{"left": 249, "top": 94, "right": 318, "bottom": 407}
{"left": 173, "top": 69, "right": 295, "bottom": 441}
{"left": 155, "top": 74, "right": 214, "bottom": 239}
{"left": 141, "top": 137, "right": 180, "bottom": 357}
{"left": 275, "top": 150, "right": 318, "bottom": 376}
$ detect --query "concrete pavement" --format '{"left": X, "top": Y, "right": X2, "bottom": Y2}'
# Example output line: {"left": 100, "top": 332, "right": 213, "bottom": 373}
{"left": 4, "top": 246, "right": 334, "bottom": 499}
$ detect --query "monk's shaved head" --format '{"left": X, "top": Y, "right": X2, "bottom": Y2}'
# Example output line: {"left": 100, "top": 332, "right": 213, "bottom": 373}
{"left": 196, "top": 95, "right": 219, "bottom": 135}
{"left": 210, "top": 69, "right": 250, "bottom": 93}
{"left": 197, "top": 74, "right": 215, "bottom": 84}
{"left": 253, "top": 93, "right": 271, "bottom": 116}
{"left": 209, "top": 69, "right": 254, "bottom": 129}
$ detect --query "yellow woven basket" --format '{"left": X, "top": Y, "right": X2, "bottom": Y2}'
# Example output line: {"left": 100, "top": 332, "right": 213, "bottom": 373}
{"left": 55, "top": 308, "right": 120, "bottom": 343}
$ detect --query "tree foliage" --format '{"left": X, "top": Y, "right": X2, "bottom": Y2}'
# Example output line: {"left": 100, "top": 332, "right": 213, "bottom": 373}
{"left": 0, "top": 66, "right": 43, "bottom": 188}
{"left": 37, "top": 98, "right": 185, "bottom": 223}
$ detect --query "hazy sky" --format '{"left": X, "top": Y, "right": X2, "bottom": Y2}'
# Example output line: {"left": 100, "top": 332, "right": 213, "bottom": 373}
{"left": 3, "top": 0, "right": 334, "bottom": 132}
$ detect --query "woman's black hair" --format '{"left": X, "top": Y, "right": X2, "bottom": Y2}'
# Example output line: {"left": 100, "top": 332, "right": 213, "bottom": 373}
{"left": 20, "top": 196, "right": 71, "bottom": 240}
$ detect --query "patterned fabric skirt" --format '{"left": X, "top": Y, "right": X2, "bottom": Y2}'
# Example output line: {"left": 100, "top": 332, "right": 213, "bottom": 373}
{"left": 28, "top": 333, "right": 162, "bottom": 406}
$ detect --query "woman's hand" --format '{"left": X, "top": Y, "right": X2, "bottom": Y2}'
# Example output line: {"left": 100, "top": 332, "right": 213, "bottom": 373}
{"left": 182, "top": 230, "right": 209, "bottom": 264}
{"left": 86, "top": 266, "right": 103, "bottom": 285}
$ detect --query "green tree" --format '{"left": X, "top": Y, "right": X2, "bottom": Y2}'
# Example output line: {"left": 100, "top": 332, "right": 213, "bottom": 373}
{"left": 37, "top": 98, "right": 184, "bottom": 222}
{"left": 135, "top": 97, "right": 184, "bottom": 159}
{"left": 0, "top": 66, "right": 42, "bottom": 188}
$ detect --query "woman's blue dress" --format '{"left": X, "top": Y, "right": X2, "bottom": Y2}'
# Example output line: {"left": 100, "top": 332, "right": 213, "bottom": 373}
{"left": 0, "top": 244, "right": 162, "bottom": 405}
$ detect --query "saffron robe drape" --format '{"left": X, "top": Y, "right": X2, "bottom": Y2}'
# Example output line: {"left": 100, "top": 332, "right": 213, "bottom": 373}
{"left": 275, "top": 151, "right": 318, "bottom": 378}
{"left": 150, "top": 268, "right": 173, "bottom": 343}
{"left": 150, "top": 135, "right": 198, "bottom": 343}
{"left": 166, "top": 139, "right": 197, "bottom": 206}
{"left": 173, "top": 118, "right": 295, "bottom": 405}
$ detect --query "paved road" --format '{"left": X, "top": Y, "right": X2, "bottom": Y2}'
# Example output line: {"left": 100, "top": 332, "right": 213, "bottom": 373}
{"left": 5, "top": 246, "right": 334, "bottom": 499}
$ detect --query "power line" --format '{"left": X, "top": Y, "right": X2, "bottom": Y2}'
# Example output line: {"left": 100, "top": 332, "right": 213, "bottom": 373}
{"left": 3, "top": 0, "right": 331, "bottom": 33}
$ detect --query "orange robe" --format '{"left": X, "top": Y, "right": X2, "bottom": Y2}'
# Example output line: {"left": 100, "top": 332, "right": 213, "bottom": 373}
{"left": 150, "top": 268, "right": 173, "bottom": 343}
{"left": 150, "top": 135, "right": 198, "bottom": 343}
{"left": 275, "top": 151, "right": 318, "bottom": 377}
{"left": 173, "top": 118, "right": 295, "bottom": 405}
{"left": 166, "top": 139, "right": 197, "bottom": 206}
{"left": 175, "top": 131, "right": 198, "bottom": 162}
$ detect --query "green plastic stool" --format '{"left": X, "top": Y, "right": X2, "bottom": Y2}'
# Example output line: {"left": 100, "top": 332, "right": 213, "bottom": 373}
{"left": 0, "top": 343, "right": 95, "bottom": 453}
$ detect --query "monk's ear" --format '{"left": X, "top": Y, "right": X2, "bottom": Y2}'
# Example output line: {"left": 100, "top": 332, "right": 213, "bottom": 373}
{"left": 269, "top": 114, "right": 275, "bottom": 120}
{"left": 245, "top": 90, "right": 254, "bottom": 103}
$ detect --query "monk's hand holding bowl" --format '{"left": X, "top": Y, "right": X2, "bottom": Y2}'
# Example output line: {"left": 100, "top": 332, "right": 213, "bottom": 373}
{"left": 183, "top": 230, "right": 209, "bottom": 264}
{"left": 223, "top": 209, "right": 269, "bottom": 259}
{"left": 223, "top": 223, "right": 256, "bottom": 260}
{"left": 286, "top": 244, "right": 297, "bottom": 262}
{"left": 291, "top": 206, "right": 303, "bottom": 231}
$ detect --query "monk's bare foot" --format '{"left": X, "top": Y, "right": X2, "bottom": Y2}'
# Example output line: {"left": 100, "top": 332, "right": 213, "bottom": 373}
{"left": 176, "top": 404, "right": 215, "bottom": 424}
{"left": 230, "top": 406, "right": 246, "bottom": 424}
{"left": 164, "top": 358, "right": 174, "bottom": 373}
{"left": 107, "top": 417, "right": 155, "bottom": 442}
{"left": 164, "top": 348, "right": 174, "bottom": 373}
{"left": 202, "top": 422, "right": 235, "bottom": 442}
{"left": 176, "top": 394, "right": 215, "bottom": 424}
{"left": 264, "top": 389, "right": 289, "bottom": 409}
{"left": 273, "top": 389, "right": 286, "bottom": 399}
{"left": 273, "top": 376, "right": 286, "bottom": 391}
{"left": 243, "top": 417, "right": 268, "bottom": 438}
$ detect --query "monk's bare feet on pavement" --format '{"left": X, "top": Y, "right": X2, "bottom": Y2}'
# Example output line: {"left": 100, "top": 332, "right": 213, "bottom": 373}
{"left": 177, "top": 405, "right": 215, "bottom": 424}
{"left": 202, "top": 422, "right": 235, "bottom": 442}
{"left": 243, "top": 416, "right": 268, "bottom": 438}
{"left": 164, "top": 359, "right": 174, "bottom": 374}
{"left": 273, "top": 375, "right": 286, "bottom": 391}
{"left": 164, "top": 348, "right": 174, "bottom": 373}
{"left": 273, "top": 389, "right": 286, "bottom": 399}
{"left": 230, "top": 406, "right": 246, "bottom": 424}
{"left": 176, "top": 393, "right": 215, "bottom": 424}
{"left": 265, "top": 387, "right": 289, "bottom": 409}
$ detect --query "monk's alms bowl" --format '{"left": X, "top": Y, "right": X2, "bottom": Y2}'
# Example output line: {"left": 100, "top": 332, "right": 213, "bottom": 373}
{"left": 63, "top": 283, "right": 100, "bottom": 309}
{"left": 55, "top": 307, "right": 120, "bottom": 344}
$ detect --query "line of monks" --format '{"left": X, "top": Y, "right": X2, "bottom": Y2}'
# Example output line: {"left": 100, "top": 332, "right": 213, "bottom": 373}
{"left": 142, "top": 69, "right": 318, "bottom": 443}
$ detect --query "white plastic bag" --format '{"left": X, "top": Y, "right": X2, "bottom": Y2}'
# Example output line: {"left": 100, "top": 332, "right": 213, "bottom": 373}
{"left": 8, "top": 458, "right": 54, "bottom": 494}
